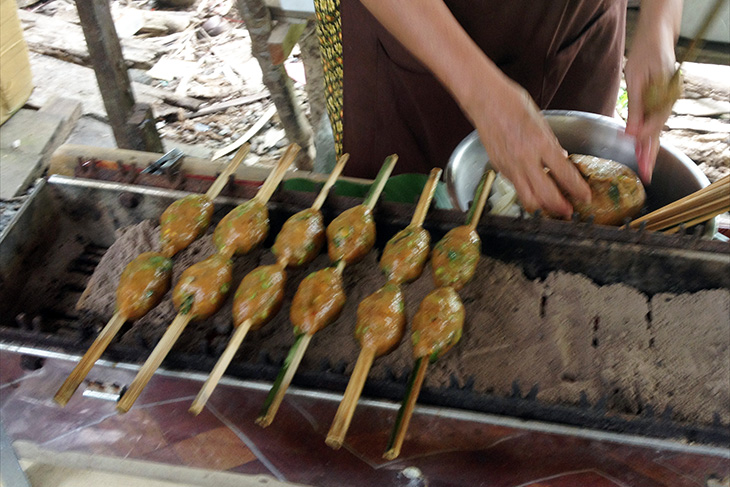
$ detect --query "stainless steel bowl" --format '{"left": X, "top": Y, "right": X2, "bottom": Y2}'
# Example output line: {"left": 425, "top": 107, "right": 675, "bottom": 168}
{"left": 445, "top": 110, "right": 715, "bottom": 233}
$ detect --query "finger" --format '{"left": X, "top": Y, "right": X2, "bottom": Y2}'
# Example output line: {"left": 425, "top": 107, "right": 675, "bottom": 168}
{"left": 509, "top": 173, "right": 541, "bottom": 215}
{"left": 625, "top": 76, "right": 645, "bottom": 137}
{"left": 636, "top": 136, "right": 653, "bottom": 184}
{"left": 525, "top": 163, "right": 573, "bottom": 218}
{"left": 542, "top": 145, "right": 591, "bottom": 204}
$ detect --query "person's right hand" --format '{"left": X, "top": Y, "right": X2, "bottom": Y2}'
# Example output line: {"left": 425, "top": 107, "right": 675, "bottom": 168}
{"left": 462, "top": 77, "right": 592, "bottom": 218}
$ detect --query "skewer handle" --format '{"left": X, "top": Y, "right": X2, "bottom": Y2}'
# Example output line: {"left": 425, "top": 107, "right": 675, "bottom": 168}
{"left": 629, "top": 175, "right": 729, "bottom": 228}
{"left": 255, "top": 144, "right": 300, "bottom": 204}
{"left": 410, "top": 168, "right": 443, "bottom": 227}
{"left": 467, "top": 170, "right": 496, "bottom": 231}
{"left": 116, "top": 313, "right": 193, "bottom": 413}
{"left": 326, "top": 347, "right": 376, "bottom": 449}
{"left": 189, "top": 320, "right": 253, "bottom": 415}
{"left": 256, "top": 333, "right": 312, "bottom": 427}
{"left": 364, "top": 155, "right": 398, "bottom": 210}
{"left": 205, "top": 144, "right": 250, "bottom": 200}
{"left": 663, "top": 204, "right": 730, "bottom": 235}
{"left": 646, "top": 196, "right": 730, "bottom": 232}
{"left": 54, "top": 311, "right": 127, "bottom": 407}
{"left": 383, "top": 357, "right": 428, "bottom": 460}
{"left": 312, "top": 154, "right": 350, "bottom": 211}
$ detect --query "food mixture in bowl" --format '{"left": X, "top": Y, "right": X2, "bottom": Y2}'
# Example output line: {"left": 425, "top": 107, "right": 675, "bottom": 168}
{"left": 487, "top": 154, "right": 646, "bottom": 226}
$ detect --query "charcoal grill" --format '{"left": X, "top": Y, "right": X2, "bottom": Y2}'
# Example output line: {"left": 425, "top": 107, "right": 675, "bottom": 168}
{"left": 1, "top": 171, "right": 729, "bottom": 450}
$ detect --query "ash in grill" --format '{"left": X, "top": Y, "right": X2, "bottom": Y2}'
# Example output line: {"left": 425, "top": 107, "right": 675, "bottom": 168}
{"left": 1, "top": 176, "right": 729, "bottom": 446}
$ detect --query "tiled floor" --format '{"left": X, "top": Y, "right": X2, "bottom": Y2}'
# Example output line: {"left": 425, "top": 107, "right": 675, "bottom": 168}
{"left": 1, "top": 349, "right": 728, "bottom": 487}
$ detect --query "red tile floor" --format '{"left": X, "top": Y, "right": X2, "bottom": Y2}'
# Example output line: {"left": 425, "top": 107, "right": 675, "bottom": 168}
{"left": 1, "top": 348, "right": 728, "bottom": 487}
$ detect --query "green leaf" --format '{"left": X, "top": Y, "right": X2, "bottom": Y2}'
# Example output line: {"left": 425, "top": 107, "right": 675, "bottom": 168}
{"left": 283, "top": 173, "right": 453, "bottom": 209}
{"left": 282, "top": 178, "right": 323, "bottom": 193}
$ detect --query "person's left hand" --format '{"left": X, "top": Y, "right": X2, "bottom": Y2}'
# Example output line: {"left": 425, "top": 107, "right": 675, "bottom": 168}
{"left": 625, "top": 18, "right": 679, "bottom": 184}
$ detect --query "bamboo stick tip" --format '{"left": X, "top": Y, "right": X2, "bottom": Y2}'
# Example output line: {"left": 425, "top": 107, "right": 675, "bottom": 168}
{"left": 255, "top": 415, "right": 272, "bottom": 428}
{"left": 325, "top": 436, "right": 344, "bottom": 450}
{"left": 382, "top": 449, "right": 399, "bottom": 461}
{"left": 188, "top": 404, "right": 203, "bottom": 416}
{"left": 115, "top": 404, "right": 130, "bottom": 414}
{"left": 53, "top": 393, "right": 70, "bottom": 408}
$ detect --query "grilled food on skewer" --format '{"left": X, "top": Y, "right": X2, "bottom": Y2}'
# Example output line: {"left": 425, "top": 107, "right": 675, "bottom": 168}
{"left": 272, "top": 208, "right": 325, "bottom": 267}
{"left": 159, "top": 145, "right": 250, "bottom": 258}
{"left": 257, "top": 155, "right": 398, "bottom": 427}
{"left": 384, "top": 170, "right": 495, "bottom": 460}
{"left": 115, "top": 146, "right": 298, "bottom": 413}
{"left": 326, "top": 168, "right": 442, "bottom": 449}
{"left": 188, "top": 154, "right": 350, "bottom": 415}
{"left": 116, "top": 253, "right": 234, "bottom": 413}
{"left": 54, "top": 148, "right": 250, "bottom": 407}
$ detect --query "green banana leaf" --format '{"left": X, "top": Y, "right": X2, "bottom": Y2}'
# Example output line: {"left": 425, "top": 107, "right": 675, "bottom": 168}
{"left": 282, "top": 174, "right": 453, "bottom": 210}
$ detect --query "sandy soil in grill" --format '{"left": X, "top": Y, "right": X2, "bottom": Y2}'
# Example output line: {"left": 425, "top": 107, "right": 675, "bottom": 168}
{"left": 80, "top": 221, "right": 730, "bottom": 427}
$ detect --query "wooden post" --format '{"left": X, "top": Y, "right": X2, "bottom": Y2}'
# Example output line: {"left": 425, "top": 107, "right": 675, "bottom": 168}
{"left": 268, "top": 21, "right": 307, "bottom": 66}
{"left": 127, "top": 103, "right": 164, "bottom": 154}
{"left": 74, "top": 0, "right": 163, "bottom": 152}
{"left": 236, "top": 0, "right": 314, "bottom": 170}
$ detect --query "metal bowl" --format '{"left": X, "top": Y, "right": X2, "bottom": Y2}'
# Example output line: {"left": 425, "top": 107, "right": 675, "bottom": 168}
{"left": 445, "top": 110, "right": 715, "bottom": 234}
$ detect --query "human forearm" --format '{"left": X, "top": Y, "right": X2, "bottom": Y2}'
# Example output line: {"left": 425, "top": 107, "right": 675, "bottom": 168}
{"left": 358, "top": 0, "right": 591, "bottom": 216}
{"left": 626, "top": 0, "right": 683, "bottom": 182}
{"left": 357, "top": 0, "right": 504, "bottom": 112}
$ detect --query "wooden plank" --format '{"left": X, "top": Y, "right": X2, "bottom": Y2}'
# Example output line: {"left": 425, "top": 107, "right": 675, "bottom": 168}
{"left": 18, "top": 9, "right": 158, "bottom": 69}
{"left": 189, "top": 92, "right": 269, "bottom": 118}
{"left": 48, "top": 143, "right": 372, "bottom": 184}
{"left": 268, "top": 21, "right": 306, "bottom": 65}
{"left": 74, "top": 0, "right": 162, "bottom": 152}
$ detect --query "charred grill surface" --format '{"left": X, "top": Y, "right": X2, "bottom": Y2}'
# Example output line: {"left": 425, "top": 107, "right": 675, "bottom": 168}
{"left": 1, "top": 176, "right": 729, "bottom": 447}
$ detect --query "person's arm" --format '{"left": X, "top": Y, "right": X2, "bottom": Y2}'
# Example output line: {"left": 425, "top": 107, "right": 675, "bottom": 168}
{"left": 625, "top": 0, "right": 683, "bottom": 183}
{"left": 358, "top": 0, "right": 591, "bottom": 217}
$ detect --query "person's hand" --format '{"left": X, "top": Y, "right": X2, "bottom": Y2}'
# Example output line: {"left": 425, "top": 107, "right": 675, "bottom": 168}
{"left": 464, "top": 78, "right": 591, "bottom": 218}
{"left": 625, "top": 9, "right": 680, "bottom": 184}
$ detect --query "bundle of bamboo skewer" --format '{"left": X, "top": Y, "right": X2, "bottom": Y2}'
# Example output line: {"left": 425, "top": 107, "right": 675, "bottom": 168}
{"left": 628, "top": 175, "right": 729, "bottom": 234}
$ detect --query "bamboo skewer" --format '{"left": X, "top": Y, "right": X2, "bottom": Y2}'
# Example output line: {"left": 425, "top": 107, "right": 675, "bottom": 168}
{"left": 628, "top": 175, "right": 729, "bottom": 229}
{"left": 382, "top": 170, "right": 494, "bottom": 459}
{"left": 312, "top": 154, "right": 350, "bottom": 211}
{"left": 189, "top": 318, "right": 253, "bottom": 415}
{"left": 646, "top": 196, "right": 730, "bottom": 231}
{"left": 383, "top": 357, "right": 428, "bottom": 460}
{"left": 410, "top": 168, "right": 442, "bottom": 227}
{"left": 54, "top": 312, "right": 127, "bottom": 406}
{"left": 326, "top": 348, "right": 376, "bottom": 449}
{"left": 325, "top": 169, "right": 442, "bottom": 449}
{"left": 117, "top": 313, "right": 193, "bottom": 413}
{"left": 204, "top": 144, "right": 250, "bottom": 200}
{"left": 467, "top": 170, "right": 496, "bottom": 231}
{"left": 254, "top": 144, "right": 300, "bottom": 203}
{"left": 663, "top": 204, "right": 730, "bottom": 235}
{"left": 188, "top": 156, "right": 351, "bottom": 415}
{"left": 257, "top": 157, "right": 397, "bottom": 428}
{"left": 364, "top": 155, "right": 398, "bottom": 210}
{"left": 117, "top": 148, "right": 299, "bottom": 414}
{"left": 255, "top": 333, "right": 313, "bottom": 427}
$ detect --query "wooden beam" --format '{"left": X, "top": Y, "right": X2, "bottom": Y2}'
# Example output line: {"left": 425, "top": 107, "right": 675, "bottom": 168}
{"left": 237, "top": 0, "right": 314, "bottom": 170}
{"left": 74, "top": 0, "right": 162, "bottom": 152}
{"left": 268, "top": 21, "right": 306, "bottom": 65}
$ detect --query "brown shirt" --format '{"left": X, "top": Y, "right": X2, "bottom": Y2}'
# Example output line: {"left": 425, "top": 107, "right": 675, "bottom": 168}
{"left": 341, "top": 0, "right": 628, "bottom": 178}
